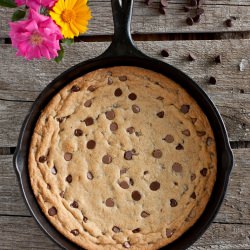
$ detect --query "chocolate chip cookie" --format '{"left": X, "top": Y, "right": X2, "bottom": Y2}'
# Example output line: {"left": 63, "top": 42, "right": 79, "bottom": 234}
{"left": 29, "top": 66, "right": 217, "bottom": 249}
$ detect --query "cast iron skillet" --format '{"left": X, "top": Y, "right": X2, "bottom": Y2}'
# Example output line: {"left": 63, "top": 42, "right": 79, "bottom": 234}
{"left": 13, "top": 0, "right": 233, "bottom": 249}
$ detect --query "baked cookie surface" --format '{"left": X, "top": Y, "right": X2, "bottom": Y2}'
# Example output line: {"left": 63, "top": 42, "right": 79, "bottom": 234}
{"left": 29, "top": 66, "right": 217, "bottom": 250}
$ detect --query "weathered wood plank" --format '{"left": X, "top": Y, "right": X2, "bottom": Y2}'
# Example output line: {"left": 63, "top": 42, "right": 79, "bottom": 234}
{"left": 0, "top": 149, "right": 249, "bottom": 224}
{"left": 0, "top": 215, "right": 249, "bottom": 249}
{"left": 1, "top": 1, "right": 250, "bottom": 38}
{"left": 0, "top": 40, "right": 249, "bottom": 145}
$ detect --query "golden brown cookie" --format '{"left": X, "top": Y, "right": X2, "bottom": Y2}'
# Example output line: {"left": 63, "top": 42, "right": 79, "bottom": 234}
{"left": 29, "top": 66, "right": 217, "bottom": 250}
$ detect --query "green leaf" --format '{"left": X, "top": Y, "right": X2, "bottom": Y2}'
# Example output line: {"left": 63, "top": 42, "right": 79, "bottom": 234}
{"left": 12, "top": 9, "right": 26, "bottom": 22}
{"left": 54, "top": 44, "right": 64, "bottom": 63}
{"left": 0, "top": 0, "right": 17, "bottom": 8}
{"left": 62, "top": 38, "right": 74, "bottom": 46}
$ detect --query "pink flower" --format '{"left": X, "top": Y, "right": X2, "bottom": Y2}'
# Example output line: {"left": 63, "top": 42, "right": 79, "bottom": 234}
{"left": 16, "top": 0, "right": 57, "bottom": 11}
{"left": 9, "top": 9, "right": 63, "bottom": 60}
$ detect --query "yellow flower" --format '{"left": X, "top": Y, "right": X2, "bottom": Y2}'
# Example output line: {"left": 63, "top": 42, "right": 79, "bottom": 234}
{"left": 50, "top": 0, "right": 92, "bottom": 39}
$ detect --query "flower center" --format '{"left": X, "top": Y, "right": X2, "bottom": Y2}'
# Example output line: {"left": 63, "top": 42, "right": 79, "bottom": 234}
{"left": 30, "top": 33, "right": 43, "bottom": 46}
{"left": 61, "top": 9, "right": 76, "bottom": 23}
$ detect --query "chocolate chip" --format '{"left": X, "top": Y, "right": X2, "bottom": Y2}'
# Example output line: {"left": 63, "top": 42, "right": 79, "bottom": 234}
{"left": 119, "top": 181, "right": 129, "bottom": 189}
{"left": 200, "top": 168, "right": 208, "bottom": 176}
{"left": 87, "top": 85, "right": 96, "bottom": 92}
{"left": 197, "top": 131, "right": 206, "bottom": 137}
{"left": 48, "top": 207, "right": 57, "bottom": 216}
{"left": 87, "top": 140, "right": 96, "bottom": 149}
{"left": 56, "top": 117, "right": 64, "bottom": 123}
{"left": 114, "top": 88, "right": 122, "bottom": 97}
{"left": 128, "top": 93, "right": 137, "bottom": 100}
{"left": 215, "top": 55, "right": 222, "bottom": 63}
{"left": 83, "top": 216, "right": 88, "bottom": 223}
{"left": 152, "top": 149, "right": 162, "bottom": 158}
{"left": 71, "top": 85, "right": 80, "bottom": 92}
{"left": 150, "top": 181, "right": 160, "bottom": 191}
{"left": 159, "top": 6, "right": 167, "bottom": 15}
{"left": 129, "top": 178, "right": 134, "bottom": 186}
{"left": 188, "top": 53, "right": 197, "bottom": 61}
{"left": 70, "top": 229, "right": 79, "bottom": 236}
{"left": 111, "top": 226, "right": 120, "bottom": 234}
{"left": 176, "top": 144, "right": 184, "bottom": 150}
{"left": 141, "top": 211, "right": 150, "bottom": 218}
{"left": 105, "top": 110, "right": 115, "bottom": 120}
{"left": 110, "top": 122, "right": 118, "bottom": 132}
{"left": 102, "top": 154, "right": 112, "bottom": 164}
{"left": 87, "top": 171, "right": 93, "bottom": 180}
{"left": 66, "top": 174, "right": 72, "bottom": 183}
{"left": 161, "top": 49, "right": 169, "bottom": 57}
{"left": 184, "top": 6, "right": 194, "bottom": 12}
{"left": 105, "top": 198, "right": 114, "bottom": 207}
{"left": 51, "top": 166, "right": 57, "bottom": 175}
{"left": 108, "top": 77, "right": 113, "bottom": 85}
{"left": 191, "top": 192, "right": 196, "bottom": 199}
{"left": 132, "top": 228, "right": 141, "bottom": 233}
{"left": 119, "top": 76, "right": 127, "bottom": 81}
{"left": 157, "top": 111, "right": 164, "bottom": 118}
{"left": 123, "top": 241, "right": 131, "bottom": 248}
{"left": 47, "top": 184, "right": 51, "bottom": 190}
{"left": 182, "top": 129, "right": 191, "bottom": 136}
{"left": 64, "top": 152, "right": 72, "bottom": 161}
{"left": 84, "top": 117, "right": 94, "bottom": 126}
{"left": 166, "top": 229, "right": 175, "bottom": 238}
{"left": 190, "top": 0, "right": 197, "bottom": 6}
{"left": 132, "top": 191, "right": 141, "bottom": 201}
{"left": 71, "top": 201, "right": 78, "bottom": 208}
{"left": 209, "top": 76, "right": 217, "bottom": 85}
{"left": 225, "top": 18, "right": 233, "bottom": 27}
{"left": 163, "top": 134, "right": 174, "bottom": 143}
{"left": 180, "top": 104, "right": 190, "bottom": 114}
{"left": 170, "top": 199, "right": 178, "bottom": 207}
{"left": 191, "top": 117, "right": 197, "bottom": 124}
{"left": 156, "top": 96, "right": 164, "bottom": 100}
{"left": 84, "top": 100, "right": 92, "bottom": 107}
{"left": 186, "top": 17, "right": 194, "bottom": 26}
{"left": 124, "top": 151, "right": 133, "bottom": 160}
{"left": 172, "top": 162, "right": 183, "bottom": 173}
{"left": 132, "top": 104, "right": 140, "bottom": 113}
{"left": 191, "top": 173, "right": 196, "bottom": 181}
{"left": 39, "top": 156, "right": 47, "bottom": 163}
{"left": 144, "top": 171, "right": 149, "bottom": 175}
{"left": 74, "top": 129, "right": 83, "bottom": 136}
{"left": 59, "top": 191, "right": 65, "bottom": 198}
{"left": 120, "top": 168, "right": 128, "bottom": 175}
{"left": 126, "top": 127, "right": 135, "bottom": 134}
{"left": 196, "top": 7, "right": 204, "bottom": 15}
{"left": 193, "top": 14, "right": 201, "bottom": 23}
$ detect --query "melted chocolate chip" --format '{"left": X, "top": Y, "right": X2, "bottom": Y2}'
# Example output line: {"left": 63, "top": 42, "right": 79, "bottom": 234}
{"left": 180, "top": 104, "right": 190, "bottom": 114}
{"left": 87, "top": 140, "right": 96, "bottom": 149}
{"left": 59, "top": 191, "right": 65, "bottom": 198}
{"left": 87, "top": 171, "right": 93, "bottom": 180}
{"left": 141, "top": 211, "right": 150, "bottom": 218}
{"left": 74, "top": 129, "right": 83, "bottom": 136}
{"left": 176, "top": 144, "right": 184, "bottom": 150}
{"left": 87, "top": 85, "right": 96, "bottom": 92}
{"left": 110, "top": 122, "right": 118, "bottom": 131}
{"left": 132, "top": 228, "right": 141, "bottom": 233}
{"left": 170, "top": 199, "right": 178, "bottom": 207}
{"left": 124, "top": 151, "right": 133, "bottom": 160}
{"left": 39, "top": 156, "right": 47, "bottom": 163}
{"left": 132, "top": 104, "right": 140, "bottom": 113}
{"left": 144, "top": 171, "right": 149, "bottom": 175}
{"left": 112, "top": 226, "right": 120, "bottom": 233}
{"left": 119, "top": 76, "right": 127, "bottom": 81}
{"left": 47, "top": 184, "right": 51, "bottom": 189}
{"left": 191, "top": 192, "right": 196, "bottom": 199}
{"left": 132, "top": 191, "right": 141, "bottom": 201}
{"left": 182, "top": 129, "right": 191, "bottom": 136}
{"left": 105, "top": 198, "right": 114, "bottom": 207}
{"left": 150, "top": 181, "right": 160, "bottom": 191}
{"left": 105, "top": 110, "right": 115, "bottom": 120}
{"left": 84, "top": 100, "right": 92, "bottom": 107}
{"left": 129, "top": 178, "right": 134, "bottom": 186}
{"left": 163, "top": 134, "right": 174, "bottom": 143}
{"left": 191, "top": 117, "right": 197, "bottom": 124}
{"left": 83, "top": 216, "right": 88, "bottom": 223}
{"left": 66, "top": 175, "right": 72, "bottom": 183}
{"left": 200, "top": 168, "right": 208, "bottom": 176}
{"left": 71, "top": 201, "right": 78, "bottom": 208}
{"left": 186, "top": 17, "right": 194, "bottom": 26}
{"left": 70, "top": 229, "right": 79, "bottom": 236}
{"left": 48, "top": 207, "right": 57, "bottom": 216}
{"left": 71, "top": 85, "right": 80, "bottom": 92}
{"left": 84, "top": 117, "right": 94, "bottom": 126}
{"left": 166, "top": 229, "right": 175, "bottom": 238}
{"left": 152, "top": 149, "right": 162, "bottom": 158}
{"left": 123, "top": 241, "right": 131, "bottom": 248}
{"left": 172, "top": 162, "right": 183, "bottom": 173}
{"left": 128, "top": 93, "right": 137, "bottom": 100}
{"left": 119, "top": 181, "right": 129, "bottom": 189}
{"left": 102, "top": 154, "right": 112, "bottom": 164}
{"left": 51, "top": 166, "right": 57, "bottom": 175}
{"left": 197, "top": 131, "right": 206, "bottom": 137}
{"left": 161, "top": 49, "right": 169, "bottom": 57}
{"left": 64, "top": 152, "right": 72, "bottom": 161}
{"left": 114, "top": 88, "right": 122, "bottom": 97}
{"left": 157, "top": 111, "right": 165, "bottom": 118}
{"left": 126, "top": 127, "right": 135, "bottom": 134}
{"left": 191, "top": 173, "right": 196, "bottom": 181}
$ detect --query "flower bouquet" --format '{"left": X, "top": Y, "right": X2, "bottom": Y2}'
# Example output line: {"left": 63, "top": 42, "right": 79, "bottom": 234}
{"left": 0, "top": 0, "right": 92, "bottom": 62}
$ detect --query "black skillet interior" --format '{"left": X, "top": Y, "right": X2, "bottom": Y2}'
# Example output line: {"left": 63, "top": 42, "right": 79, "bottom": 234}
{"left": 13, "top": 0, "right": 234, "bottom": 249}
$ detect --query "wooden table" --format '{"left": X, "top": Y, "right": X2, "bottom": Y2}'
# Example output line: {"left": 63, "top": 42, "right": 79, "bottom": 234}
{"left": 0, "top": 1, "right": 250, "bottom": 249}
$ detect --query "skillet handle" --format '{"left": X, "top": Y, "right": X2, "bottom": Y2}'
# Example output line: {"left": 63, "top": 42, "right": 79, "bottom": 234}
{"left": 102, "top": 0, "right": 145, "bottom": 58}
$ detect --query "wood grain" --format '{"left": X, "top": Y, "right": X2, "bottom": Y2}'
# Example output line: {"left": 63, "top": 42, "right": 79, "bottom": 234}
{"left": 1, "top": 0, "right": 250, "bottom": 38}
{"left": 0, "top": 40, "right": 249, "bottom": 146}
